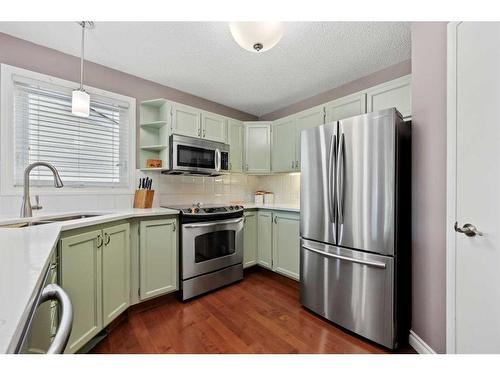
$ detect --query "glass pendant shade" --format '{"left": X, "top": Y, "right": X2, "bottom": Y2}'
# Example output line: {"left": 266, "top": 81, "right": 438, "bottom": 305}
{"left": 229, "top": 22, "right": 284, "bottom": 53}
{"left": 72, "top": 89, "right": 90, "bottom": 117}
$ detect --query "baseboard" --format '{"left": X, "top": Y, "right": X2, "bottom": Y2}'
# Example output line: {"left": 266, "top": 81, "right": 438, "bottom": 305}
{"left": 409, "top": 330, "right": 437, "bottom": 354}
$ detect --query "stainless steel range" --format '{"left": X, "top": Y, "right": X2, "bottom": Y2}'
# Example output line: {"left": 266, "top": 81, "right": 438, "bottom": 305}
{"left": 162, "top": 203, "right": 244, "bottom": 300}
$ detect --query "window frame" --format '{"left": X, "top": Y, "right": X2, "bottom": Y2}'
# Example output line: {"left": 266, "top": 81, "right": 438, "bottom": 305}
{"left": 0, "top": 64, "right": 136, "bottom": 196}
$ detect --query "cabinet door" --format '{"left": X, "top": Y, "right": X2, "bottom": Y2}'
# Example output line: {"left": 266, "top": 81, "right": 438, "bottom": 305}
{"left": 139, "top": 218, "right": 178, "bottom": 300}
{"left": 272, "top": 117, "right": 296, "bottom": 172}
{"left": 170, "top": 102, "right": 201, "bottom": 138}
{"left": 243, "top": 211, "right": 258, "bottom": 268}
{"left": 325, "top": 92, "right": 367, "bottom": 122}
{"left": 244, "top": 122, "right": 271, "bottom": 174}
{"left": 366, "top": 75, "right": 412, "bottom": 119}
{"left": 102, "top": 223, "right": 130, "bottom": 327}
{"left": 228, "top": 119, "right": 243, "bottom": 172}
{"left": 60, "top": 229, "right": 102, "bottom": 354}
{"left": 202, "top": 111, "right": 227, "bottom": 143}
{"left": 272, "top": 211, "right": 300, "bottom": 281}
{"left": 257, "top": 211, "right": 273, "bottom": 269}
{"left": 294, "top": 106, "right": 325, "bottom": 170}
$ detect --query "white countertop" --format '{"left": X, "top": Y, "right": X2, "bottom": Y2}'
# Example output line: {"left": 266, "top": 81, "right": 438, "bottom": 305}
{"left": 243, "top": 202, "right": 300, "bottom": 212}
{"left": 0, "top": 207, "right": 178, "bottom": 353}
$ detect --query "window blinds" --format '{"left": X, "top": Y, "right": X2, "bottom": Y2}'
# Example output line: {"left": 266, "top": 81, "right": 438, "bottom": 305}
{"left": 13, "top": 76, "right": 130, "bottom": 188}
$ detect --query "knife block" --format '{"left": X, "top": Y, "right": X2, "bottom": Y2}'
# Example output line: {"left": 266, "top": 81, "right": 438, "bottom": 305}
{"left": 133, "top": 189, "right": 154, "bottom": 209}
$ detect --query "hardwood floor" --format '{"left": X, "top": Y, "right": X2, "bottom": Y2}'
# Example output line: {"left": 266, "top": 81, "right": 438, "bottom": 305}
{"left": 91, "top": 267, "right": 415, "bottom": 354}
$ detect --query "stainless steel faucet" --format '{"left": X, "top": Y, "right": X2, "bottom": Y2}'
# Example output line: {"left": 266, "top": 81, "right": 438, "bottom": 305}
{"left": 20, "top": 162, "right": 64, "bottom": 218}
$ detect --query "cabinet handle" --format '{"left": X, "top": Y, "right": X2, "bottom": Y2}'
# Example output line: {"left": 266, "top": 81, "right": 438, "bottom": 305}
{"left": 173, "top": 222, "right": 176, "bottom": 232}
{"left": 291, "top": 160, "right": 294, "bottom": 169}
{"left": 203, "top": 129, "right": 206, "bottom": 138}
{"left": 104, "top": 233, "right": 110, "bottom": 246}
{"left": 97, "top": 234, "right": 103, "bottom": 248}
{"left": 296, "top": 160, "right": 300, "bottom": 169}
{"left": 274, "top": 216, "right": 278, "bottom": 224}
{"left": 229, "top": 162, "right": 232, "bottom": 170}
{"left": 198, "top": 127, "right": 201, "bottom": 137}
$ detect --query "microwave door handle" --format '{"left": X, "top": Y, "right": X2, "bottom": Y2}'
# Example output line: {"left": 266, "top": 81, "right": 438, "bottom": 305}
{"left": 215, "top": 148, "right": 221, "bottom": 172}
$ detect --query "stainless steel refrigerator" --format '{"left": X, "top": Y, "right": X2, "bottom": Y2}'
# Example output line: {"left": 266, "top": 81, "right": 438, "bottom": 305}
{"left": 300, "top": 108, "right": 411, "bottom": 349}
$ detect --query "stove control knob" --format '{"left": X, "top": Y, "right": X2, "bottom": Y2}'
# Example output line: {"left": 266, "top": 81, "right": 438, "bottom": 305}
{"left": 229, "top": 206, "right": 234, "bottom": 210}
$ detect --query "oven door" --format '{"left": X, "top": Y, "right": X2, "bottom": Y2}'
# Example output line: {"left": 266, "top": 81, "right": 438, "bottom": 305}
{"left": 182, "top": 217, "right": 244, "bottom": 279}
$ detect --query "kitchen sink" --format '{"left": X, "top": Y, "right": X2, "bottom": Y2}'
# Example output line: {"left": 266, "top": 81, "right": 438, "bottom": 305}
{"left": 0, "top": 214, "right": 104, "bottom": 228}
{"left": 43, "top": 214, "right": 102, "bottom": 222}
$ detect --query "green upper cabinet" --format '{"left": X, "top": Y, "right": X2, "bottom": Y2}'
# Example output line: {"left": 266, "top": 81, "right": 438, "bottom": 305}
{"left": 139, "top": 218, "right": 178, "bottom": 300}
{"left": 366, "top": 75, "right": 412, "bottom": 119}
{"left": 228, "top": 118, "right": 244, "bottom": 172}
{"left": 101, "top": 223, "right": 130, "bottom": 327}
{"left": 243, "top": 210, "right": 258, "bottom": 268}
{"left": 272, "top": 211, "right": 300, "bottom": 281}
{"left": 272, "top": 116, "right": 296, "bottom": 173}
{"left": 257, "top": 211, "right": 273, "bottom": 269}
{"left": 244, "top": 122, "right": 272, "bottom": 174}
{"left": 325, "top": 92, "right": 367, "bottom": 122}
{"left": 60, "top": 229, "right": 103, "bottom": 354}
{"left": 202, "top": 111, "right": 227, "bottom": 143}
{"left": 170, "top": 101, "right": 202, "bottom": 138}
{"left": 294, "top": 106, "right": 325, "bottom": 171}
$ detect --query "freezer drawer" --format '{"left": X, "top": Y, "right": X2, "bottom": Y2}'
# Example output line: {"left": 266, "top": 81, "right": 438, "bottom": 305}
{"left": 300, "top": 238, "right": 395, "bottom": 349}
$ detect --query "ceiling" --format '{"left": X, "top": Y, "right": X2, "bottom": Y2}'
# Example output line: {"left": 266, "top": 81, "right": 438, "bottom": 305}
{"left": 0, "top": 22, "right": 411, "bottom": 117}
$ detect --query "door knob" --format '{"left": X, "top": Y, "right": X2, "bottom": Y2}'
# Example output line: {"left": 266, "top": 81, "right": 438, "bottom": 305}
{"left": 454, "top": 222, "right": 483, "bottom": 237}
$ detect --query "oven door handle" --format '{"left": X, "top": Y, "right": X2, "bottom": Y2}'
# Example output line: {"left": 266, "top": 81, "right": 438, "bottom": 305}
{"left": 183, "top": 217, "right": 244, "bottom": 228}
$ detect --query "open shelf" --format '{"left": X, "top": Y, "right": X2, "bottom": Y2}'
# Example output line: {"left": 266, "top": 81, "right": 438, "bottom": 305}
{"left": 140, "top": 120, "right": 167, "bottom": 129}
{"left": 140, "top": 145, "right": 167, "bottom": 152}
{"left": 141, "top": 98, "right": 168, "bottom": 108}
{"left": 139, "top": 99, "right": 169, "bottom": 171}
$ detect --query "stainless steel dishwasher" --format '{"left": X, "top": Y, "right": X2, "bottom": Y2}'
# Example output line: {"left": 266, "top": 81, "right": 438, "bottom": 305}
{"left": 16, "top": 254, "right": 73, "bottom": 354}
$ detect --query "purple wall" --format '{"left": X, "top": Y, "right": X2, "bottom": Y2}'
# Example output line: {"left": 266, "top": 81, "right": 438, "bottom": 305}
{"left": 0, "top": 32, "right": 257, "bottom": 167}
{"left": 411, "top": 22, "right": 448, "bottom": 353}
{"left": 259, "top": 59, "right": 411, "bottom": 120}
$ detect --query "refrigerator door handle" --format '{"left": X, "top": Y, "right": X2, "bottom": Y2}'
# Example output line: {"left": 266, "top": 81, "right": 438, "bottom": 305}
{"left": 302, "top": 244, "right": 387, "bottom": 269}
{"left": 328, "top": 133, "right": 337, "bottom": 224}
{"left": 336, "top": 132, "right": 345, "bottom": 231}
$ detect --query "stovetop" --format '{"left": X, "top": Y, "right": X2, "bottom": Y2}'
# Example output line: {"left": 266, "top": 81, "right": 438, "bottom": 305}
{"left": 161, "top": 203, "right": 244, "bottom": 216}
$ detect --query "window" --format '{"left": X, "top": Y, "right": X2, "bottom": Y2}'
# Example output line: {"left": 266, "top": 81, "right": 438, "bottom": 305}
{"left": 1, "top": 65, "right": 136, "bottom": 192}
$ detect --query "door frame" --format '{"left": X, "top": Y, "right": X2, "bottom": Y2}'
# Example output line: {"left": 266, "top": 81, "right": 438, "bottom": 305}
{"left": 446, "top": 21, "right": 461, "bottom": 355}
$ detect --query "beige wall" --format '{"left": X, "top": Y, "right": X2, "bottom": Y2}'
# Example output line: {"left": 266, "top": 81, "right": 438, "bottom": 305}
{"left": 259, "top": 59, "right": 411, "bottom": 121}
{"left": 411, "top": 22, "right": 448, "bottom": 353}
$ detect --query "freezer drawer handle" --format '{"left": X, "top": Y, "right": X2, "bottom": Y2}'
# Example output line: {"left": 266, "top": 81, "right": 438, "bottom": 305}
{"left": 38, "top": 284, "right": 73, "bottom": 354}
{"left": 302, "top": 244, "right": 386, "bottom": 269}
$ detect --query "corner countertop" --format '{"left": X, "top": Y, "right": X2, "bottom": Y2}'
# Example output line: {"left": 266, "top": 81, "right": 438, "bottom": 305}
{"left": 0, "top": 207, "right": 178, "bottom": 354}
{"left": 243, "top": 202, "right": 300, "bottom": 213}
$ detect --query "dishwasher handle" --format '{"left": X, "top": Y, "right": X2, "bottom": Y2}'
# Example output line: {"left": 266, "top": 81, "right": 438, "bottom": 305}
{"left": 39, "top": 284, "right": 73, "bottom": 354}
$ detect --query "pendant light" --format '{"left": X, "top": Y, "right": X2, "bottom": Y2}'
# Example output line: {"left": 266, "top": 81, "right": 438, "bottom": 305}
{"left": 72, "top": 21, "right": 93, "bottom": 117}
{"left": 229, "top": 22, "right": 284, "bottom": 53}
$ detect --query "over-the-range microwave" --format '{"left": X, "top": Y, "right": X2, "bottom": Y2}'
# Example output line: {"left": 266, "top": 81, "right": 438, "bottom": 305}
{"left": 163, "top": 134, "right": 229, "bottom": 176}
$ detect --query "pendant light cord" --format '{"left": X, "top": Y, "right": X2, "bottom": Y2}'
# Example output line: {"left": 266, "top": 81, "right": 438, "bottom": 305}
{"left": 80, "top": 21, "right": 85, "bottom": 91}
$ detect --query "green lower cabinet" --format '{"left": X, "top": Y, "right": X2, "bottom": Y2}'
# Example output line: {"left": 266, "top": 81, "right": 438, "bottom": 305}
{"left": 272, "top": 212, "right": 300, "bottom": 281}
{"left": 243, "top": 211, "right": 258, "bottom": 268}
{"left": 257, "top": 211, "right": 273, "bottom": 269}
{"left": 139, "top": 218, "right": 178, "bottom": 300}
{"left": 60, "top": 229, "right": 103, "bottom": 354}
{"left": 102, "top": 223, "right": 130, "bottom": 327}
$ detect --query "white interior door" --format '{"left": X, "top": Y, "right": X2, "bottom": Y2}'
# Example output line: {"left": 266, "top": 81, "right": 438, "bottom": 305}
{"left": 450, "top": 22, "right": 500, "bottom": 353}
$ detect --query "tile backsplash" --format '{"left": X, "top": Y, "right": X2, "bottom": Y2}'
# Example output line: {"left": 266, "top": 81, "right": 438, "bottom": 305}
{"left": 254, "top": 173, "right": 301, "bottom": 204}
{"left": 0, "top": 171, "right": 300, "bottom": 216}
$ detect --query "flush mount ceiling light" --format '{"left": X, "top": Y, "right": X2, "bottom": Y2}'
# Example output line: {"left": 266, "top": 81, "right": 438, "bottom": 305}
{"left": 72, "top": 21, "right": 94, "bottom": 117}
{"left": 229, "top": 22, "right": 284, "bottom": 53}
